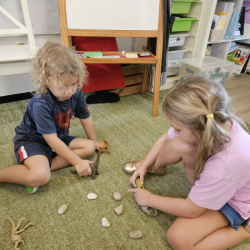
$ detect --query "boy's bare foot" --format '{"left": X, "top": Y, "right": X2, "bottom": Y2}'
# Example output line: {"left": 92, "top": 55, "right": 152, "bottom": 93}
{"left": 123, "top": 160, "right": 166, "bottom": 176}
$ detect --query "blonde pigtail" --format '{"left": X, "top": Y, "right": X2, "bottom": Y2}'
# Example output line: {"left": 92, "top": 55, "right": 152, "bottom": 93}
{"left": 193, "top": 114, "right": 230, "bottom": 180}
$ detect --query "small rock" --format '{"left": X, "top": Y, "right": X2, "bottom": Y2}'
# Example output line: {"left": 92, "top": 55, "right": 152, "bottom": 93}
{"left": 129, "top": 230, "right": 143, "bottom": 239}
{"left": 87, "top": 193, "right": 97, "bottom": 200}
{"left": 58, "top": 204, "right": 67, "bottom": 214}
{"left": 114, "top": 205, "right": 123, "bottom": 215}
{"left": 102, "top": 217, "right": 110, "bottom": 227}
{"left": 113, "top": 192, "right": 122, "bottom": 201}
{"left": 141, "top": 206, "right": 158, "bottom": 216}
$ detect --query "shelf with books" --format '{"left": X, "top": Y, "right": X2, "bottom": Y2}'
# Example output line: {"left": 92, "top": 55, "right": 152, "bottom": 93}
{"left": 193, "top": 0, "right": 250, "bottom": 77}
{"left": 207, "top": 36, "right": 250, "bottom": 44}
{"left": 207, "top": 38, "right": 250, "bottom": 57}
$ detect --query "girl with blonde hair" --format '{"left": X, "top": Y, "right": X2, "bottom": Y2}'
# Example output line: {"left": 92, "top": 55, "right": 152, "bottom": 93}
{"left": 124, "top": 76, "right": 250, "bottom": 249}
{"left": 0, "top": 41, "right": 104, "bottom": 193}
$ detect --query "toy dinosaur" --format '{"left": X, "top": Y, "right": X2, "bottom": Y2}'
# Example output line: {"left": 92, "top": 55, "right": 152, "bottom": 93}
{"left": 7, "top": 217, "right": 33, "bottom": 250}
{"left": 70, "top": 138, "right": 109, "bottom": 179}
{"left": 135, "top": 178, "right": 158, "bottom": 216}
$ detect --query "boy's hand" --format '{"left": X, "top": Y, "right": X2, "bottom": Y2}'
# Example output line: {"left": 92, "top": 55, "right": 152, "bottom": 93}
{"left": 95, "top": 141, "right": 105, "bottom": 151}
{"left": 128, "top": 188, "right": 152, "bottom": 207}
{"left": 130, "top": 165, "right": 148, "bottom": 188}
{"left": 75, "top": 159, "right": 92, "bottom": 177}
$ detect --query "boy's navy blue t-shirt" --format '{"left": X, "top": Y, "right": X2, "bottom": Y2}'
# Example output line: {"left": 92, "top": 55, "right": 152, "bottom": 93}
{"left": 14, "top": 88, "right": 90, "bottom": 151}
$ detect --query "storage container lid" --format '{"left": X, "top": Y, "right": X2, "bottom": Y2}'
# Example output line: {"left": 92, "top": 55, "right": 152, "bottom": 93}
{"left": 173, "top": 0, "right": 197, "bottom": 2}
{"left": 180, "top": 56, "right": 234, "bottom": 69}
{"left": 170, "top": 33, "right": 190, "bottom": 38}
{"left": 173, "top": 17, "right": 198, "bottom": 21}
{"left": 168, "top": 46, "right": 189, "bottom": 53}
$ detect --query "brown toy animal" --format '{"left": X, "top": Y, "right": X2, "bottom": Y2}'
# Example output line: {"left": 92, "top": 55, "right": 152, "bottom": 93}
{"left": 7, "top": 218, "right": 33, "bottom": 250}
{"left": 70, "top": 138, "right": 109, "bottom": 179}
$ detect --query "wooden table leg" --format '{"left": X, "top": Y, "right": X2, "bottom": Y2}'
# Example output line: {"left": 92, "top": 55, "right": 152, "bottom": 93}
{"left": 152, "top": 62, "right": 161, "bottom": 116}
{"left": 141, "top": 64, "right": 149, "bottom": 94}
{"left": 152, "top": 0, "right": 164, "bottom": 117}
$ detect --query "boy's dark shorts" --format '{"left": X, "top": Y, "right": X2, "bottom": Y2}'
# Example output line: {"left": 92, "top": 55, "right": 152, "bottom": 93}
{"left": 220, "top": 203, "right": 246, "bottom": 230}
{"left": 15, "top": 136, "right": 76, "bottom": 168}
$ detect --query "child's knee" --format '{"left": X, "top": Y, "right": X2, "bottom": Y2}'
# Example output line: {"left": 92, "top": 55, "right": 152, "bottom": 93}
{"left": 29, "top": 169, "right": 51, "bottom": 187}
{"left": 88, "top": 140, "right": 95, "bottom": 155}
{"left": 166, "top": 226, "right": 185, "bottom": 250}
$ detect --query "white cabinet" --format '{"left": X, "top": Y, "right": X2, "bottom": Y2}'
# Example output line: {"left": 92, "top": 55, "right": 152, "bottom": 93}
{"left": 194, "top": 0, "right": 250, "bottom": 77}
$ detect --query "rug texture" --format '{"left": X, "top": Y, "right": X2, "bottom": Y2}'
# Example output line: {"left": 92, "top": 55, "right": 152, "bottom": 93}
{"left": 0, "top": 90, "right": 249, "bottom": 250}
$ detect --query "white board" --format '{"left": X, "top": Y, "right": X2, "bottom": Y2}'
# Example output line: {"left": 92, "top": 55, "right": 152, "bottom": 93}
{"left": 65, "top": 0, "right": 160, "bottom": 31}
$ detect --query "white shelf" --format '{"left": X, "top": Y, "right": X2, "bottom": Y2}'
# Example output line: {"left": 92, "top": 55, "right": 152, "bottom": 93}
{"left": 0, "top": 0, "right": 37, "bottom": 64}
{"left": 0, "top": 45, "right": 38, "bottom": 63}
{"left": 208, "top": 36, "right": 250, "bottom": 44}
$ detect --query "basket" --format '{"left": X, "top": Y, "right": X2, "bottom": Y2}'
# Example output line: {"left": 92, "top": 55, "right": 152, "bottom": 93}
{"left": 172, "top": 17, "right": 197, "bottom": 32}
{"left": 171, "top": 0, "right": 198, "bottom": 14}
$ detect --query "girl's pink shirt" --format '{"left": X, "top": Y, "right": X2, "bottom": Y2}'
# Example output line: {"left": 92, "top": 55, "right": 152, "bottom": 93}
{"left": 168, "top": 121, "right": 250, "bottom": 219}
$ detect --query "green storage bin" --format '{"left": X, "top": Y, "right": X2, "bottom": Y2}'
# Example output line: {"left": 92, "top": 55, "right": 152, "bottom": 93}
{"left": 172, "top": 17, "right": 197, "bottom": 32}
{"left": 171, "top": 0, "right": 198, "bottom": 14}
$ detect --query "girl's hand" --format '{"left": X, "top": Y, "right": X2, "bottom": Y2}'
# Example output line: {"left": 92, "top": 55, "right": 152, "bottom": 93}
{"left": 75, "top": 159, "right": 92, "bottom": 177}
{"left": 128, "top": 188, "right": 152, "bottom": 207}
{"left": 95, "top": 141, "right": 105, "bottom": 151}
{"left": 130, "top": 165, "right": 148, "bottom": 188}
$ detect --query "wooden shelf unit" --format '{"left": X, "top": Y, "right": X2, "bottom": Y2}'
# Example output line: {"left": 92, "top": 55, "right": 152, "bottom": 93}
{"left": 58, "top": 0, "right": 164, "bottom": 116}
{"left": 77, "top": 51, "right": 157, "bottom": 64}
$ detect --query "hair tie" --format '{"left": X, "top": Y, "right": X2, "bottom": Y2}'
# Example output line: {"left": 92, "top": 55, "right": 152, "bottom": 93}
{"left": 206, "top": 114, "right": 214, "bottom": 118}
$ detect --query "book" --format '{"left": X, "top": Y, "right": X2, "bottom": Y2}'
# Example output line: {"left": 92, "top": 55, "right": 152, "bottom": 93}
{"left": 220, "top": 2, "right": 235, "bottom": 39}
{"left": 227, "top": 44, "right": 250, "bottom": 74}
{"left": 234, "top": 41, "right": 250, "bottom": 73}
{"left": 214, "top": 12, "right": 227, "bottom": 30}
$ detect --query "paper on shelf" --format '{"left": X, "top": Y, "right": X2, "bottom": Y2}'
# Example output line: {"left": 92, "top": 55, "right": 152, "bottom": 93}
{"left": 214, "top": 13, "right": 227, "bottom": 30}
{"left": 85, "top": 52, "right": 103, "bottom": 57}
{"left": 125, "top": 53, "right": 138, "bottom": 58}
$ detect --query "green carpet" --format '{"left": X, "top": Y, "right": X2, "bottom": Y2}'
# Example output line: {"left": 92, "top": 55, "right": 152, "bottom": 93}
{"left": 0, "top": 90, "right": 249, "bottom": 250}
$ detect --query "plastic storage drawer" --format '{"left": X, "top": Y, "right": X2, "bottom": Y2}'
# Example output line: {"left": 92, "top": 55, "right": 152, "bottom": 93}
{"left": 172, "top": 17, "right": 197, "bottom": 32}
{"left": 167, "top": 67, "right": 179, "bottom": 76}
{"left": 171, "top": 0, "right": 198, "bottom": 14}
{"left": 169, "top": 33, "right": 190, "bottom": 47}
{"left": 167, "top": 47, "right": 189, "bottom": 76}
{"left": 168, "top": 47, "right": 189, "bottom": 60}
{"left": 178, "top": 56, "right": 234, "bottom": 86}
